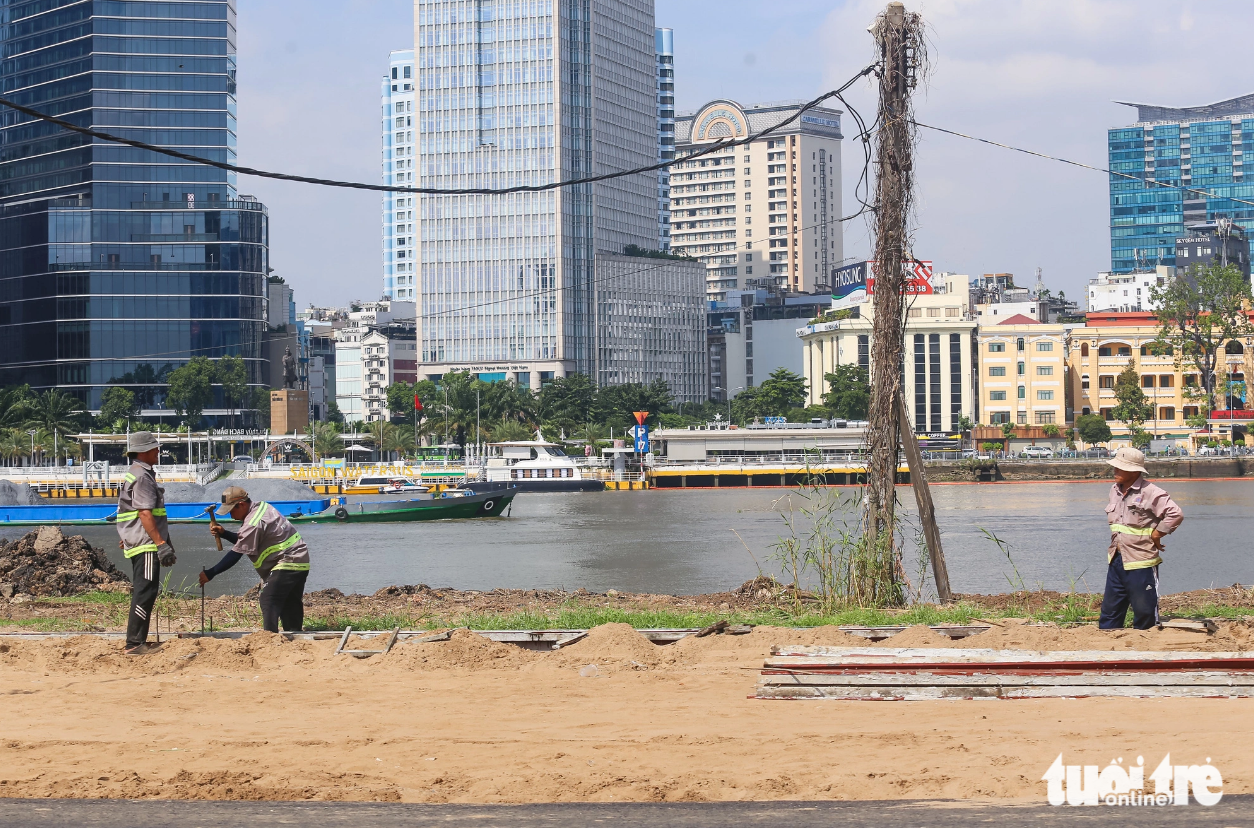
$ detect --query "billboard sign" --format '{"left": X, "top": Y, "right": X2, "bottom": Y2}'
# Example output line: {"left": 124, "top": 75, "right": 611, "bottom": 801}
{"left": 631, "top": 424, "right": 650, "bottom": 454}
{"left": 831, "top": 260, "right": 933, "bottom": 310}
{"left": 832, "top": 261, "right": 869, "bottom": 310}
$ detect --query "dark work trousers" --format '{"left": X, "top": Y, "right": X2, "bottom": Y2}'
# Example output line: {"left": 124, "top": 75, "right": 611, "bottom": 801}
{"left": 260, "top": 570, "right": 308, "bottom": 633}
{"left": 125, "top": 551, "right": 160, "bottom": 648}
{"left": 1099, "top": 555, "right": 1159, "bottom": 630}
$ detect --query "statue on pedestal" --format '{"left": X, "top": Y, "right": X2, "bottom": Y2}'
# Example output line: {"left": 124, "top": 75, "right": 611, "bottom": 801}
{"left": 282, "top": 347, "right": 299, "bottom": 390}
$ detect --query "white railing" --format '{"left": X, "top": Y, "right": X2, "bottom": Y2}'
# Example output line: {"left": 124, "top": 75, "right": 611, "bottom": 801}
{"left": 0, "top": 461, "right": 220, "bottom": 486}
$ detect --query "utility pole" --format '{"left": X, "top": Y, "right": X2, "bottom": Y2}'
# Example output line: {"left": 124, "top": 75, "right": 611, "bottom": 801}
{"left": 864, "top": 3, "right": 952, "bottom": 603}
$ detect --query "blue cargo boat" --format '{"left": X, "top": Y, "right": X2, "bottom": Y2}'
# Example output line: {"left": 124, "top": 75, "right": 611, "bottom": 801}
{"left": 0, "top": 500, "right": 330, "bottom": 527}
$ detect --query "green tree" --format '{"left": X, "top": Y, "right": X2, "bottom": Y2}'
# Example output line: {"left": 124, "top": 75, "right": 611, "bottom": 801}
{"left": 821, "top": 365, "right": 870, "bottom": 420}
{"left": 98, "top": 386, "right": 138, "bottom": 427}
{"left": 1150, "top": 261, "right": 1254, "bottom": 414}
{"left": 312, "top": 420, "right": 342, "bottom": 458}
{"left": 1000, "top": 421, "right": 1016, "bottom": 442}
{"left": 1111, "top": 361, "right": 1153, "bottom": 431}
{"left": 386, "top": 381, "right": 416, "bottom": 419}
{"left": 325, "top": 399, "right": 345, "bottom": 425}
{"left": 25, "top": 389, "right": 85, "bottom": 440}
{"left": 486, "top": 420, "right": 533, "bottom": 443}
{"left": 0, "top": 385, "right": 33, "bottom": 429}
{"left": 1076, "top": 413, "right": 1113, "bottom": 445}
{"left": 1129, "top": 426, "right": 1153, "bottom": 450}
{"left": 593, "top": 378, "right": 672, "bottom": 428}
{"left": 538, "top": 373, "right": 596, "bottom": 426}
{"left": 957, "top": 415, "right": 973, "bottom": 433}
{"left": 217, "top": 355, "right": 249, "bottom": 428}
{"left": 251, "top": 386, "right": 271, "bottom": 428}
{"left": 753, "top": 368, "right": 808, "bottom": 417}
{"left": 165, "top": 357, "right": 217, "bottom": 427}
{"left": 483, "top": 378, "right": 538, "bottom": 425}
{"left": 1041, "top": 422, "right": 1061, "bottom": 438}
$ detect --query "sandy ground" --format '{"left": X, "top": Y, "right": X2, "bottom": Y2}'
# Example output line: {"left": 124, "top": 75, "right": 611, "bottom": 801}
{"left": 2, "top": 621, "right": 1253, "bottom": 803}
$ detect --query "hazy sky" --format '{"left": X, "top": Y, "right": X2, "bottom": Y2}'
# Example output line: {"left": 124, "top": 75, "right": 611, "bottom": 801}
{"left": 235, "top": 1, "right": 1254, "bottom": 307}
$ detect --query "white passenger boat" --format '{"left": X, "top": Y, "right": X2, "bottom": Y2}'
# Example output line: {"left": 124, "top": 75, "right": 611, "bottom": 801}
{"left": 481, "top": 441, "right": 604, "bottom": 492}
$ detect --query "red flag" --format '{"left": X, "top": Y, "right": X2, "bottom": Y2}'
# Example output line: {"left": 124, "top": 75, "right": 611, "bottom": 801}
{"left": 414, "top": 395, "right": 423, "bottom": 412}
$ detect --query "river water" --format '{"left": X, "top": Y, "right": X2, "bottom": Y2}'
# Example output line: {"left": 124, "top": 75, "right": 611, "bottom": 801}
{"left": 59, "top": 479, "right": 1254, "bottom": 598}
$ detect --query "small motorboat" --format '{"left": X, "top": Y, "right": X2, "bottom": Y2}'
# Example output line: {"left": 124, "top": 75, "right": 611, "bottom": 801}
{"left": 290, "top": 483, "right": 517, "bottom": 523}
{"left": 379, "top": 477, "right": 429, "bottom": 495}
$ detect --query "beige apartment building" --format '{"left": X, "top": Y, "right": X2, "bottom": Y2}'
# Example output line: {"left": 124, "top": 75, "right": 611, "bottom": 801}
{"left": 798, "top": 292, "right": 977, "bottom": 433}
{"left": 671, "top": 100, "right": 844, "bottom": 300}
{"left": 976, "top": 315, "right": 1070, "bottom": 427}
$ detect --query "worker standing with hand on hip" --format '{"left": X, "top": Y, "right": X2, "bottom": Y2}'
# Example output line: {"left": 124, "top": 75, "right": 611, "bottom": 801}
{"left": 198, "top": 486, "right": 310, "bottom": 633}
{"left": 1100, "top": 447, "right": 1183, "bottom": 630}
{"left": 117, "top": 431, "right": 176, "bottom": 655}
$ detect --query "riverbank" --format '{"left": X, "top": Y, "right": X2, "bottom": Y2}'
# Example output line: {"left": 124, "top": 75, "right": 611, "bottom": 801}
{"left": 925, "top": 457, "right": 1254, "bottom": 483}
{"left": 4, "top": 579, "right": 1252, "bottom": 633}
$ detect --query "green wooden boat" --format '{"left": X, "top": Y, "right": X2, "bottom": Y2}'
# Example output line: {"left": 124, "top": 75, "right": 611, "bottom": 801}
{"left": 288, "top": 485, "right": 516, "bottom": 523}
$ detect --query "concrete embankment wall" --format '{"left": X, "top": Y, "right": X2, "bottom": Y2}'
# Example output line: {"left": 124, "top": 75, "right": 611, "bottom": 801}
{"left": 925, "top": 458, "right": 1253, "bottom": 483}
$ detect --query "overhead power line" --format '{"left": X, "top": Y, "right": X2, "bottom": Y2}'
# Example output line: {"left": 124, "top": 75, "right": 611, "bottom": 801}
{"left": 915, "top": 121, "right": 1254, "bottom": 212}
{"left": 0, "top": 63, "right": 874, "bottom": 197}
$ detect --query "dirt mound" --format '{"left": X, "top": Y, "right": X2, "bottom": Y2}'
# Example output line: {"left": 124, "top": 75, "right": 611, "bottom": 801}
{"left": 550, "top": 623, "right": 663, "bottom": 669}
{"left": 0, "top": 526, "right": 130, "bottom": 600}
{"left": 0, "top": 479, "right": 41, "bottom": 505}
{"left": 389, "top": 628, "right": 535, "bottom": 670}
{"left": 873, "top": 624, "right": 955, "bottom": 648}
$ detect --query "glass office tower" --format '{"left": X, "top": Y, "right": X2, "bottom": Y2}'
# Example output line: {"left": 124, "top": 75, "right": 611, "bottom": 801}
{"left": 0, "top": 0, "right": 268, "bottom": 415}
{"left": 1109, "top": 93, "right": 1254, "bottom": 274}
{"left": 413, "top": 0, "right": 659, "bottom": 386}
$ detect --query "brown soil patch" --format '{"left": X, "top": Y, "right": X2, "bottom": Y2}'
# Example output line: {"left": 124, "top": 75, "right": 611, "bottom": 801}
{"left": 872, "top": 624, "right": 955, "bottom": 647}
{"left": 2, "top": 622, "right": 1253, "bottom": 805}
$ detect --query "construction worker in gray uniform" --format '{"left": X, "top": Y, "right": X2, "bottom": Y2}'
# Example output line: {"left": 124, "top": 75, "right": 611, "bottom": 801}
{"left": 117, "top": 431, "right": 176, "bottom": 655}
{"left": 198, "top": 486, "right": 311, "bottom": 632}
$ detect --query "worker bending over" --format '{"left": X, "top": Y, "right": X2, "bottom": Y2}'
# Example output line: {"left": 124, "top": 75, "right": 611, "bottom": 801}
{"left": 198, "top": 486, "right": 311, "bottom": 633}
{"left": 118, "top": 431, "right": 177, "bottom": 655}
{"left": 1100, "top": 447, "right": 1183, "bottom": 630}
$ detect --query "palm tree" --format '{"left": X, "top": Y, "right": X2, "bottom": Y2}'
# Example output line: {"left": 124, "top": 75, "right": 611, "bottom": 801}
{"left": 489, "top": 420, "right": 532, "bottom": 443}
{"left": 0, "top": 386, "right": 32, "bottom": 430}
{"left": 382, "top": 424, "right": 415, "bottom": 460}
{"left": 0, "top": 429, "right": 24, "bottom": 467}
{"left": 25, "top": 389, "right": 85, "bottom": 441}
{"left": 313, "top": 421, "right": 342, "bottom": 458}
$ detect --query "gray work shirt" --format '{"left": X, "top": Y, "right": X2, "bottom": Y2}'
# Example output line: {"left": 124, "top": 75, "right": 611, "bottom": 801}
{"left": 116, "top": 461, "right": 169, "bottom": 557}
{"left": 232, "top": 501, "right": 310, "bottom": 580}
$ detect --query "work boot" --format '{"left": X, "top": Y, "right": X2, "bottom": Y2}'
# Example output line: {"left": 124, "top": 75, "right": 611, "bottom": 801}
{"left": 124, "top": 643, "right": 160, "bottom": 656}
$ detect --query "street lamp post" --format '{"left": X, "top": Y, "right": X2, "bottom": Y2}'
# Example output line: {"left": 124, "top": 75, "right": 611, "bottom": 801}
{"left": 26, "top": 429, "right": 36, "bottom": 467}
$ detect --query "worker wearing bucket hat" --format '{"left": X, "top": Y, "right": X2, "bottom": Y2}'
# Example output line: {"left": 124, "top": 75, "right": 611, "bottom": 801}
{"left": 198, "top": 486, "right": 311, "bottom": 633}
{"left": 1099, "top": 447, "right": 1183, "bottom": 630}
{"left": 118, "top": 431, "right": 176, "bottom": 655}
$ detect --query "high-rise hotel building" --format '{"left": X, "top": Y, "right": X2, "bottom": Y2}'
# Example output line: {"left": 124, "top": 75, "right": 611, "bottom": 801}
{"left": 655, "top": 26, "right": 673, "bottom": 251}
{"left": 408, "top": 0, "right": 706, "bottom": 401}
{"left": 672, "top": 100, "right": 843, "bottom": 301}
{"left": 1110, "top": 93, "right": 1254, "bottom": 274}
{"left": 382, "top": 49, "right": 416, "bottom": 301}
{"left": 0, "top": 0, "right": 270, "bottom": 415}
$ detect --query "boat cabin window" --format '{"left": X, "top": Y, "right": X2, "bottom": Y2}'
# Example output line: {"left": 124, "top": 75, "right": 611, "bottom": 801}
{"left": 359, "top": 477, "right": 389, "bottom": 485}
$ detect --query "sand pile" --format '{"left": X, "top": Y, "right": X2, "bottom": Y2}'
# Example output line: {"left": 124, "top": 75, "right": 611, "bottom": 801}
{"left": 390, "top": 628, "right": 536, "bottom": 671}
{"left": 0, "top": 526, "right": 129, "bottom": 600}
{"left": 941, "top": 618, "right": 1254, "bottom": 653}
{"left": 0, "top": 480, "right": 41, "bottom": 506}
{"left": 550, "top": 622, "right": 663, "bottom": 669}
{"left": 161, "top": 479, "right": 319, "bottom": 503}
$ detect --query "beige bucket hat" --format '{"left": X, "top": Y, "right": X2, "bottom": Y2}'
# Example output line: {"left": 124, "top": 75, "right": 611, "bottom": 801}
{"left": 1108, "top": 446, "right": 1148, "bottom": 474}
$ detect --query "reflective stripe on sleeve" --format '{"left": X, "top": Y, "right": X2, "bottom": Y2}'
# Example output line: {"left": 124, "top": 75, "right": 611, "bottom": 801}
{"left": 1110, "top": 523, "right": 1154, "bottom": 536}
{"left": 270, "top": 562, "right": 310, "bottom": 572}
{"left": 124, "top": 543, "right": 158, "bottom": 559}
{"left": 117, "top": 508, "right": 165, "bottom": 521}
{"left": 1124, "top": 557, "right": 1162, "bottom": 571}
{"left": 123, "top": 473, "right": 135, "bottom": 483}
{"left": 249, "top": 502, "right": 269, "bottom": 527}
{"left": 254, "top": 532, "right": 302, "bottom": 570}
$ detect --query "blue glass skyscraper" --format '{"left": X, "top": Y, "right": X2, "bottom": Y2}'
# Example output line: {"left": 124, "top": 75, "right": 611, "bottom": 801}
{"left": 1109, "top": 93, "right": 1254, "bottom": 274}
{"left": 0, "top": 0, "right": 268, "bottom": 416}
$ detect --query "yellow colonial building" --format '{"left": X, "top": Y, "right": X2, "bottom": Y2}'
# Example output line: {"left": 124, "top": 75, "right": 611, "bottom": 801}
{"left": 975, "top": 315, "right": 1070, "bottom": 427}
{"left": 1066, "top": 311, "right": 1253, "bottom": 444}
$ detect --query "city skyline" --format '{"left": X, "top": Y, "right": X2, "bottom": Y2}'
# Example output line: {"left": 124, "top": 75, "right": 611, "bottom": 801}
{"left": 228, "top": 0, "right": 1254, "bottom": 310}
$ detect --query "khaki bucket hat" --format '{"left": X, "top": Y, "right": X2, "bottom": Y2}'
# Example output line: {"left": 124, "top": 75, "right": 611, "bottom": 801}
{"left": 1108, "top": 446, "right": 1148, "bottom": 475}
{"left": 126, "top": 431, "right": 159, "bottom": 455}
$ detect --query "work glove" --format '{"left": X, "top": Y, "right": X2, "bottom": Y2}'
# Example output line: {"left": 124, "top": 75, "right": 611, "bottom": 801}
{"left": 157, "top": 542, "right": 177, "bottom": 567}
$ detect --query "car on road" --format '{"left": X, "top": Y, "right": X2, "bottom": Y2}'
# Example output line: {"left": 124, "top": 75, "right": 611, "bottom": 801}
{"left": 1196, "top": 445, "right": 1224, "bottom": 456}
{"left": 1021, "top": 445, "right": 1054, "bottom": 459}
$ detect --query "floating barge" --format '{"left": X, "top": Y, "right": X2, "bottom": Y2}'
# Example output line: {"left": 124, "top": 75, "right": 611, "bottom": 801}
{"left": 0, "top": 499, "right": 329, "bottom": 527}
